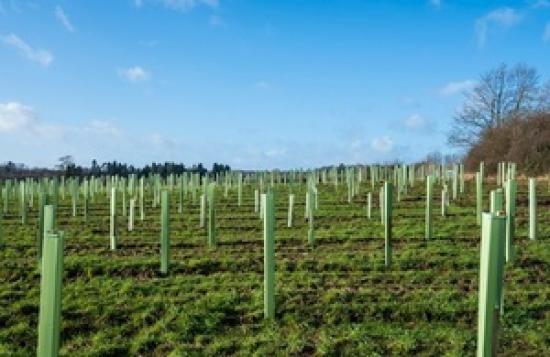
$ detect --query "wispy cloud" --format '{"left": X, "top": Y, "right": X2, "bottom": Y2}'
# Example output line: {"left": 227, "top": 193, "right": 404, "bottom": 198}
{"left": 134, "top": 0, "right": 219, "bottom": 11}
{"left": 544, "top": 22, "right": 550, "bottom": 42}
{"left": 0, "top": 33, "right": 53, "bottom": 67}
{"left": 209, "top": 14, "right": 225, "bottom": 27}
{"left": 0, "top": 102, "right": 39, "bottom": 132}
{"left": 138, "top": 40, "right": 158, "bottom": 47}
{"left": 475, "top": 7, "right": 522, "bottom": 48}
{"left": 370, "top": 136, "right": 394, "bottom": 153}
{"left": 404, "top": 114, "right": 426, "bottom": 129}
{"left": 429, "top": 0, "right": 441, "bottom": 9}
{"left": 117, "top": 66, "right": 151, "bottom": 82}
{"left": 0, "top": 101, "right": 124, "bottom": 139}
{"left": 84, "top": 120, "right": 121, "bottom": 136}
{"left": 439, "top": 79, "right": 477, "bottom": 96}
{"left": 264, "top": 148, "right": 286, "bottom": 158}
{"left": 531, "top": 0, "right": 550, "bottom": 9}
{"left": 54, "top": 5, "right": 75, "bottom": 32}
{"left": 402, "top": 114, "right": 436, "bottom": 134}
{"left": 150, "top": 133, "right": 178, "bottom": 150}
{"left": 0, "top": 101, "right": 195, "bottom": 167}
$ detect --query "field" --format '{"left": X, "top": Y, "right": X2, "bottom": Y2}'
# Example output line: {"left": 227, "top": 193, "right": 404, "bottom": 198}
{"left": 1, "top": 176, "right": 549, "bottom": 356}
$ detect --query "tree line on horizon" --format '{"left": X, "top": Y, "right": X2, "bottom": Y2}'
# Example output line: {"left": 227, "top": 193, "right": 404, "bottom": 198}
{"left": 0, "top": 159, "right": 231, "bottom": 179}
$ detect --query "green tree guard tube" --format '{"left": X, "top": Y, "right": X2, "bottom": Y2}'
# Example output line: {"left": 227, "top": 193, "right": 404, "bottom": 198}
{"left": 37, "top": 192, "right": 48, "bottom": 260}
{"left": 178, "top": 177, "right": 184, "bottom": 214}
{"left": 489, "top": 188, "right": 505, "bottom": 315}
{"left": 307, "top": 185, "right": 315, "bottom": 246}
{"left": 207, "top": 184, "right": 216, "bottom": 247}
{"left": 43, "top": 204, "right": 56, "bottom": 241}
{"left": 379, "top": 186, "right": 384, "bottom": 224}
{"left": 304, "top": 191, "right": 309, "bottom": 219}
{"left": 477, "top": 212, "right": 505, "bottom": 357}
{"left": 425, "top": 175, "right": 433, "bottom": 240}
{"left": 83, "top": 180, "right": 89, "bottom": 223}
{"left": 287, "top": 193, "right": 294, "bottom": 228}
{"left": 479, "top": 161, "right": 484, "bottom": 179}
{"left": 263, "top": 191, "right": 275, "bottom": 319}
{"left": 238, "top": 173, "right": 243, "bottom": 207}
{"left": 384, "top": 182, "right": 392, "bottom": 267}
{"left": 140, "top": 177, "right": 145, "bottom": 221}
{"left": 128, "top": 199, "right": 135, "bottom": 232}
{"left": 160, "top": 190, "right": 170, "bottom": 274}
{"left": 441, "top": 188, "right": 447, "bottom": 217}
{"left": 254, "top": 189, "right": 260, "bottom": 214}
{"left": 529, "top": 178, "right": 537, "bottom": 240}
{"left": 367, "top": 192, "right": 372, "bottom": 220}
{"left": 20, "top": 181, "right": 27, "bottom": 225}
{"left": 490, "top": 189, "right": 503, "bottom": 214}
{"left": 199, "top": 194, "right": 206, "bottom": 228}
{"left": 459, "top": 164, "right": 465, "bottom": 194}
{"left": 71, "top": 180, "right": 77, "bottom": 217}
{"left": 505, "top": 179, "right": 516, "bottom": 263}
{"left": 110, "top": 187, "right": 117, "bottom": 250}
{"left": 3, "top": 186, "right": 8, "bottom": 214}
{"left": 122, "top": 186, "right": 127, "bottom": 218}
{"left": 37, "top": 231, "right": 64, "bottom": 357}
{"left": 476, "top": 172, "right": 483, "bottom": 226}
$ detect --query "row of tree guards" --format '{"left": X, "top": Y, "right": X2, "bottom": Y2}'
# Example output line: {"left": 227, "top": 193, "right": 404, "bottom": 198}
{"left": 0, "top": 162, "right": 542, "bottom": 357}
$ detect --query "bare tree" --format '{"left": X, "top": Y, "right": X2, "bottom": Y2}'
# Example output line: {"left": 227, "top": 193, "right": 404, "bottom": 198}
{"left": 423, "top": 151, "right": 443, "bottom": 165}
{"left": 443, "top": 153, "right": 461, "bottom": 165}
{"left": 448, "top": 63, "right": 540, "bottom": 147}
{"left": 538, "top": 80, "right": 550, "bottom": 112}
{"left": 57, "top": 155, "right": 74, "bottom": 171}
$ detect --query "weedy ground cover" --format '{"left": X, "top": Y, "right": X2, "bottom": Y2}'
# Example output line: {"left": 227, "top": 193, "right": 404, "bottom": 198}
{"left": 0, "top": 178, "right": 548, "bottom": 355}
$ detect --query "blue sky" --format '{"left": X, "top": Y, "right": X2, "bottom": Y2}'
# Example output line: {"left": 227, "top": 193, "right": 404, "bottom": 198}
{"left": 0, "top": 0, "right": 549, "bottom": 169}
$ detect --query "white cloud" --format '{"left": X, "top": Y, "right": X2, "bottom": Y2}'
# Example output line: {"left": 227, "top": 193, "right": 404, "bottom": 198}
{"left": 0, "top": 102, "right": 124, "bottom": 138}
{"left": 84, "top": 120, "right": 121, "bottom": 136}
{"left": 485, "top": 7, "right": 522, "bottom": 26}
{"left": 544, "top": 22, "right": 550, "bottom": 42}
{"left": 264, "top": 148, "right": 286, "bottom": 158}
{"left": 135, "top": 0, "right": 218, "bottom": 11}
{"left": 439, "top": 79, "right": 477, "bottom": 96}
{"left": 0, "top": 101, "right": 194, "bottom": 167}
{"left": 402, "top": 114, "right": 436, "bottom": 134}
{"left": 475, "top": 7, "right": 522, "bottom": 48}
{"left": 0, "top": 102, "right": 38, "bottom": 132}
{"left": 118, "top": 66, "right": 151, "bottom": 82}
{"left": 54, "top": 5, "right": 75, "bottom": 32}
{"left": 0, "top": 33, "right": 53, "bottom": 67}
{"left": 150, "top": 133, "right": 177, "bottom": 150}
{"left": 370, "top": 136, "right": 394, "bottom": 153}
{"left": 0, "top": 101, "right": 97, "bottom": 140}
{"left": 404, "top": 114, "right": 426, "bottom": 129}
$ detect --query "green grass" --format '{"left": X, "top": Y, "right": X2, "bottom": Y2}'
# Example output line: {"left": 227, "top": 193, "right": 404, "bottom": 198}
{"left": 0, "top": 178, "right": 549, "bottom": 355}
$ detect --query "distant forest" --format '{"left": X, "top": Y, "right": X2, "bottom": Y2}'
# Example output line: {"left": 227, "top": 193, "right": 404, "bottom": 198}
{"left": 0, "top": 158, "right": 231, "bottom": 179}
